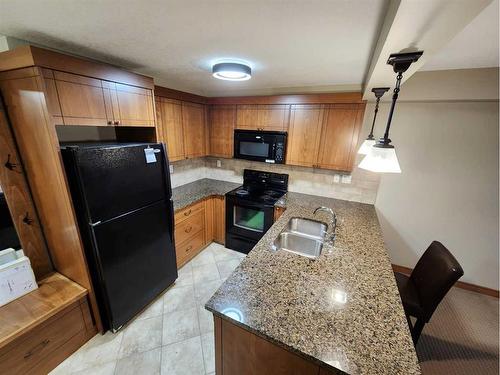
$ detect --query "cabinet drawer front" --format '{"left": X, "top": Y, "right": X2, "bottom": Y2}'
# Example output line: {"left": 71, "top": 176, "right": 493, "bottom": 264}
{"left": 0, "top": 304, "right": 85, "bottom": 374}
{"left": 176, "top": 229, "right": 205, "bottom": 266}
{"left": 175, "top": 209, "right": 204, "bottom": 245}
{"left": 175, "top": 201, "right": 205, "bottom": 223}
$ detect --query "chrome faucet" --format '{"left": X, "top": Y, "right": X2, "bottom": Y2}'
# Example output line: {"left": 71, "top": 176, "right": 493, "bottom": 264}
{"left": 313, "top": 206, "right": 337, "bottom": 241}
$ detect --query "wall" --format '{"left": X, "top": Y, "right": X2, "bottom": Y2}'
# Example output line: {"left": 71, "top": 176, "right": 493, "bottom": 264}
{"left": 373, "top": 68, "right": 499, "bottom": 290}
{"left": 170, "top": 156, "right": 381, "bottom": 204}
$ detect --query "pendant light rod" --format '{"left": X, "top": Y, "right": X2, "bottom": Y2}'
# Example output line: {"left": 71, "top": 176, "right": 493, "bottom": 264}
{"left": 368, "top": 87, "right": 390, "bottom": 140}
{"left": 376, "top": 51, "right": 424, "bottom": 148}
{"left": 381, "top": 72, "right": 403, "bottom": 145}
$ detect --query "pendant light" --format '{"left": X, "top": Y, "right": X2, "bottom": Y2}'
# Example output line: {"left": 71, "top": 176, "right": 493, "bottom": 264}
{"left": 358, "top": 87, "right": 389, "bottom": 155}
{"left": 359, "top": 51, "right": 423, "bottom": 173}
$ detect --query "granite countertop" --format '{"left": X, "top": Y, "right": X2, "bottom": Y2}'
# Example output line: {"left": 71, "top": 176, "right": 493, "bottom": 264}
{"left": 171, "top": 178, "right": 240, "bottom": 210}
{"left": 204, "top": 190, "right": 421, "bottom": 374}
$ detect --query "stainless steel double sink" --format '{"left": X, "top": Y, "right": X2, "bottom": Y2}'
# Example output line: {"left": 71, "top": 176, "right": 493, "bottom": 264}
{"left": 272, "top": 217, "right": 330, "bottom": 259}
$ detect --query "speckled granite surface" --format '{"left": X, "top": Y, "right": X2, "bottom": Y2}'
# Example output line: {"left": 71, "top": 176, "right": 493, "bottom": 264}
{"left": 171, "top": 178, "right": 240, "bottom": 210}
{"left": 204, "top": 190, "right": 421, "bottom": 374}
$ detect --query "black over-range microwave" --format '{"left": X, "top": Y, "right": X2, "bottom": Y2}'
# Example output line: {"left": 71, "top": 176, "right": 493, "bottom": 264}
{"left": 233, "top": 130, "right": 287, "bottom": 164}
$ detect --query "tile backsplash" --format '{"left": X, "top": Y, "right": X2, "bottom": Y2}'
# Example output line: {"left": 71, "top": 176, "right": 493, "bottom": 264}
{"left": 170, "top": 157, "right": 380, "bottom": 204}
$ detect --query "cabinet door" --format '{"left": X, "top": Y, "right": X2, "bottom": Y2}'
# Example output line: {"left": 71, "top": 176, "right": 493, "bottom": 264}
{"left": 209, "top": 105, "right": 235, "bottom": 158}
{"left": 258, "top": 105, "right": 290, "bottom": 131}
{"left": 236, "top": 105, "right": 290, "bottom": 131}
{"left": 54, "top": 71, "right": 110, "bottom": 126}
{"left": 317, "top": 104, "right": 364, "bottom": 171}
{"left": 113, "top": 83, "right": 155, "bottom": 127}
{"left": 286, "top": 105, "right": 324, "bottom": 167}
{"left": 235, "top": 105, "right": 259, "bottom": 130}
{"left": 213, "top": 196, "right": 225, "bottom": 244}
{"left": 157, "top": 98, "right": 185, "bottom": 161}
{"left": 182, "top": 102, "right": 206, "bottom": 158}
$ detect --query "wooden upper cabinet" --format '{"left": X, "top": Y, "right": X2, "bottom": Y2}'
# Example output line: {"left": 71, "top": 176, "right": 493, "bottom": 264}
{"left": 236, "top": 104, "right": 289, "bottom": 131}
{"left": 156, "top": 98, "right": 185, "bottom": 161}
{"left": 209, "top": 105, "right": 235, "bottom": 158}
{"left": 182, "top": 102, "right": 206, "bottom": 158}
{"left": 53, "top": 71, "right": 109, "bottom": 126}
{"left": 286, "top": 105, "right": 324, "bottom": 167}
{"left": 316, "top": 104, "right": 364, "bottom": 171}
{"left": 112, "top": 83, "right": 155, "bottom": 127}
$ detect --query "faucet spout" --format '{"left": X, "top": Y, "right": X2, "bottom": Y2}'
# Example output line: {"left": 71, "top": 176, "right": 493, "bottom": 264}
{"left": 313, "top": 206, "right": 337, "bottom": 238}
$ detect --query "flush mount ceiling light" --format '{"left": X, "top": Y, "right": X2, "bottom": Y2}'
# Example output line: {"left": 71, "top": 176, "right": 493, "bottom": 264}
{"left": 359, "top": 51, "right": 423, "bottom": 173}
{"left": 358, "top": 87, "right": 390, "bottom": 155}
{"left": 212, "top": 62, "right": 251, "bottom": 81}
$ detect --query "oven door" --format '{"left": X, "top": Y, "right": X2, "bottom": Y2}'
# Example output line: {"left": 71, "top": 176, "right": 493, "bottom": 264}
{"left": 234, "top": 130, "right": 275, "bottom": 162}
{"left": 225, "top": 196, "right": 274, "bottom": 242}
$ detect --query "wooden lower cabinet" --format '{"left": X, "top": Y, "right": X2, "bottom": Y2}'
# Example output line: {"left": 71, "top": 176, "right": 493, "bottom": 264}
{"left": 0, "top": 274, "right": 96, "bottom": 375}
{"left": 174, "top": 196, "right": 226, "bottom": 268}
{"left": 214, "top": 316, "right": 337, "bottom": 375}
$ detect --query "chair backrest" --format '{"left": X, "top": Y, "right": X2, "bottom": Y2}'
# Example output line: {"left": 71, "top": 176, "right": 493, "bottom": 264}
{"left": 410, "top": 241, "right": 464, "bottom": 321}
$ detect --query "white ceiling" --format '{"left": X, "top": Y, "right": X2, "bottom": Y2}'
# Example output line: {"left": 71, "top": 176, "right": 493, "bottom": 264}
{"left": 0, "top": 0, "right": 388, "bottom": 96}
{"left": 422, "top": 0, "right": 499, "bottom": 71}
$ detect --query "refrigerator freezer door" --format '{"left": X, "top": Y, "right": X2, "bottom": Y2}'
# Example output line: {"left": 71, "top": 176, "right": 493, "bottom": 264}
{"left": 92, "top": 199, "right": 177, "bottom": 330}
{"left": 75, "top": 144, "right": 170, "bottom": 223}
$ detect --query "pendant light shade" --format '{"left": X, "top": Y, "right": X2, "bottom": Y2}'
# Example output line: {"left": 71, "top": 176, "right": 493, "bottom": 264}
{"left": 357, "top": 138, "right": 376, "bottom": 155}
{"left": 358, "top": 51, "right": 423, "bottom": 174}
{"left": 358, "top": 145, "right": 401, "bottom": 173}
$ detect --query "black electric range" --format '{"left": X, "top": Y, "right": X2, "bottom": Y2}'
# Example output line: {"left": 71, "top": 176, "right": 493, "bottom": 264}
{"left": 225, "top": 169, "right": 288, "bottom": 254}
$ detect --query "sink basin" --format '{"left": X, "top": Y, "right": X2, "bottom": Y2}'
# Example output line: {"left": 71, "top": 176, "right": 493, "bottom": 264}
{"left": 273, "top": 232, "right": 324, "bottom": 259}
{"left": 286, "top": 217, "right": 327, "bottom": 240}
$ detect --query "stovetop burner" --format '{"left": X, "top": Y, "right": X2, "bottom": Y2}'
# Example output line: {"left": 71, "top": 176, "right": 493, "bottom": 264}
{"left": 234, "top": 188, "right": 250, "bottom": 196}
{"left": 226, "top": 169, "right": 289, "bottom": 205}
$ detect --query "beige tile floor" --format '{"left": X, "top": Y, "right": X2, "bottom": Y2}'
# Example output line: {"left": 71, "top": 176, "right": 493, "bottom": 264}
{"left": 50, "top": 243, "right": 246, "bottom": 375}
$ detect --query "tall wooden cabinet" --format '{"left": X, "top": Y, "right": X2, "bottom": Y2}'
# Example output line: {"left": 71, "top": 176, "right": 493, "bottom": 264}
{"left": 208, "top": 105, "right": 235, "bottom": 158}
{"left": 155, "top": 98, "right": 185, "bottom": 161}
{"left": 182, "top": 102, "right": 207, "bottom": 158}
{"left": 155, "top": 96, "right": 208, "bottom": 160}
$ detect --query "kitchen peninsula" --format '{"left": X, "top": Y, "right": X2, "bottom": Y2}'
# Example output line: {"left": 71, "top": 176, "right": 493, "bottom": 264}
{"left": 195, "top": 182, "right": 421, "bottom": 375}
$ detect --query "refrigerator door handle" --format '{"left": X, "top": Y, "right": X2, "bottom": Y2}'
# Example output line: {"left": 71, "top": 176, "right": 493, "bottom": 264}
{"left": 90, "top": 221, "right": 102, "bottom": 227}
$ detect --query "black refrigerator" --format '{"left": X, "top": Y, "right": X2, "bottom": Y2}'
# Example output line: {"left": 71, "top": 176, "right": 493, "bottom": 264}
{"left": 61, "top": 142, "right": 177, "bottom": 332}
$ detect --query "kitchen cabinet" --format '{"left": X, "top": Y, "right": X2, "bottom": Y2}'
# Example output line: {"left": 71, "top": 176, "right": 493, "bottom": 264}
{"left": 182, "top": 102, "right": 207, "bottom": 158}
{"left": 213, "top": 196, "right": 225, "bottom": 244}
{"left": 235, "top": 104, "right": 290, "bottom": 131}
{"left": 112, "top": 83, "right": 155, "bottom": 126}
{"left": 49, "top": 70, "right": 155, "bottom": 127}
{"left": 286, "top": 103, "right": 364, "bottom": 172}
{"left": 316, "top": 104, "right": 363, "bottom": 171}
{"left": 156, "top": 98, "right": 185, "bottom": 161}
{"left": 209, "top": 105, "right": 235, "bottom": 158}
{"left": 173, "top": 196, "right": 226, "bottom": 268}
{"left": 53, "top": 71, "right": 109, "bottom": 126}
{"left": 174, "top": 200, "right": 207, "bottom": 268}
{"left": 286, "top": 105, "right": 325, "bottom": 168}
{"left": 0, "top": 273, "right": 96, "bottom": 375}
{"left": 214, "top": 316, "right": 336, "bottom": 375}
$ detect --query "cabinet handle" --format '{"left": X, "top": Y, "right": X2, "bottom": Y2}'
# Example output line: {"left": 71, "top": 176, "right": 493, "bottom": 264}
{"left": 185, "top": 226, "right": 193, "bottom": 233}
{"left": 183, "top": 209, "right": 192, "bottom": 216}
{"left": 4, "top": 154, "right": 17, "bottom": 171}
{"left": 24, "top": 339, "right": 50, "bottom": 358}
{"left": 114, "top": 121, "right": 120, "bottom": 125}
{"left": 22, "top": 212, "right": 33, "bottom": 225}
{"left": 107, "top": 120, "right": 112, "bottom": 125}
{"left": 186, "top": 245, "right": 193, "bottom": 251}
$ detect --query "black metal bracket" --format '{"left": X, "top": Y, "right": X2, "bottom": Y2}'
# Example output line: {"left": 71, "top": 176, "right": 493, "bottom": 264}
{"left": 367, "top": 87, "right": 390, "bottom": 139}
{"left": 387, "top": 51, "right": 424, "bottom": 73}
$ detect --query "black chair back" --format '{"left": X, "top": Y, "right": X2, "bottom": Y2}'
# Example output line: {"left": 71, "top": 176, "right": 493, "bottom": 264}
{"left": 410, "top": 240, "right": 464, "bottom": 321}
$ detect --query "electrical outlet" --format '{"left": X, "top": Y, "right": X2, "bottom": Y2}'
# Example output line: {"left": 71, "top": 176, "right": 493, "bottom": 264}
{"left": 333, "top": 174, "right": 341, "bottom": 183}
{"left": 341, "top": 175, "right": 352, "bottom": 184}
{"left": 169, "top": 165, "right": 174, "bottom": 174}
{"left": 216, "top": 160, "right": 222, "bottom": 168}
